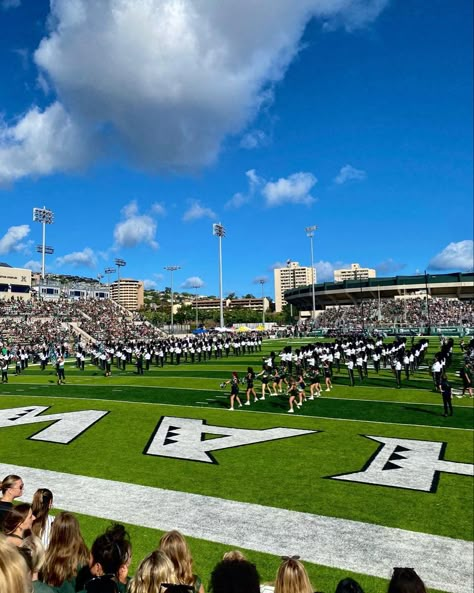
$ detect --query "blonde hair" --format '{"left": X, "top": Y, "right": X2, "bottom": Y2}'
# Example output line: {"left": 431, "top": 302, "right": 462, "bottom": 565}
{"left": 274, "top": 557, "right": 313, "bottom": 593}
{"left": 128, "top": 550, "right": 176, "bottom": 593}
{"left": 0, "top": 534, "right": 30, "bottom": 593}
{"left": 222, "top": 550, "right": 247, "bottom": 562}
{"left": 41, "top": 512, "right": 89, "bottom": 587}
{"left": 0, "top": 475, "right": 22, "bottom": 497}
{"left": 22, "top": 534, "right": 46, "bottom": 574}
{"left": 159, "top": 530, "right": 195, "bottom": 586}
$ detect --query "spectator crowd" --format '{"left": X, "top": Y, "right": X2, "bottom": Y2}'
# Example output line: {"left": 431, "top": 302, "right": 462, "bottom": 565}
{"left": 0, "top": 474, "right": 432, "bottom": 593}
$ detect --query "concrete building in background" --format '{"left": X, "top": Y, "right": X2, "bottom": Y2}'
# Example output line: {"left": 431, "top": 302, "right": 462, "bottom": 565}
{"left": 109, "top": 278, "right": 144, "bottom": 311}
{"left": 0, "top": 263, "right": 31, "bottom": 301}
{"left": 274, "top": 261, "right": 315, "bottom": 313}
{"left": 334, "top": 263, "right": 376, "bottom": 282}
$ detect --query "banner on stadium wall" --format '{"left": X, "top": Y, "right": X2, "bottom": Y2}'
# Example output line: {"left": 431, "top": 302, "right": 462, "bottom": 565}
{"left": 434, "top": 327, "right": 461, "bottom": 336}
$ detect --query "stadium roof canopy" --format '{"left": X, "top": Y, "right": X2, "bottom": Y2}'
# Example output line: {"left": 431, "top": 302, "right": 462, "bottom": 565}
{"left": 285, "top": 272, "right": 474, "bottom": 310}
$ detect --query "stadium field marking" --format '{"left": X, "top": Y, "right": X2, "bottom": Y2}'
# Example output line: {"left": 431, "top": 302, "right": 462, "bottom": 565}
{"left": 4, "top": 394, "right": 473, "bottom": 431}
{"left": 6, "top": 462, "right": 472, "bottom": 593}
{"left": 7, "top": 380, "right": 455, "bottom": 407}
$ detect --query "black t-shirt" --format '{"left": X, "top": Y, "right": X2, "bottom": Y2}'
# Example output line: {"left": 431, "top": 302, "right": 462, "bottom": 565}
{"left": 0, "top": 500, "right": 13, "bottom": 529}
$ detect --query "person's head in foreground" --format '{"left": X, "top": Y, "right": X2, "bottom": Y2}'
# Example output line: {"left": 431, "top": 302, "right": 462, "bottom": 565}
{"left": 388, "top": 568, "right": 427, "bottom": 593}
{"left": 274, "top": 555, "right": 313, "bottom": 593}
{"left": 210, "top": 558, "right": 260, "bottom": 593}
{"left": 335, "top": 577, "right": 365, "bottom": 593}
{"left": 0, "top": 534, "right": 30, "bottom": 593}
{"left": 128, "top": 550, "right": 177, "bottom": 593}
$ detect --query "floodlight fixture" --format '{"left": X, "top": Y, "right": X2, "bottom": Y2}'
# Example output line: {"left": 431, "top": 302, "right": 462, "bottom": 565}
{"left": 256, "top": 277, "right": 268, "bottom": 325}
{"left": 36, "top": 245, "right": 54, "bottom": 255}
{"left": 114, "top": 259, "right": 126, "bottom": 305}
{"left": 305, "top": 225, "right": 318, "bottom": 322}
{"left": 213, "top": 222, "right": 225, "bottom": 328}
{"left": 33, "top": 206, "right": 54, "bottom": 281}
{"left": 164, "top": 265, "right": 181, "bottom": 334}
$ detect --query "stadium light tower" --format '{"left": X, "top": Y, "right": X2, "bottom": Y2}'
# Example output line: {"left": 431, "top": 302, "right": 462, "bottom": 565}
{"left": 305, "top": 225, "right": 317, "bottom": 324}
{"left": 213, "top": 223, "right": 226, "bottom": 329}
{"left": 33, "top": 207, "right": 54, "bottom": 281}
{"left": 256, "top": 277, "right": 267, "bottom": 326}
{"left": 164, "top": 265, "right": 181, "bottom": 334}
{"left": 114, "top": 259, "right": 126, "bottom": 305}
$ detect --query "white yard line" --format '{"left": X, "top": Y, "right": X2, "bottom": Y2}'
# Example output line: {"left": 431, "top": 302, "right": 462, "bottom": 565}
{"left": 5, "top": 462, "right": 472, "bottom": 593}
{"left": 4, "top": 393, "right": 473, "bottom": 432}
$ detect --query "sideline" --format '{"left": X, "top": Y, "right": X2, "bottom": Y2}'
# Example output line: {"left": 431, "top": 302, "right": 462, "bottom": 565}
{"left": 4, "top": 462, "right": 472, "bottom": 593}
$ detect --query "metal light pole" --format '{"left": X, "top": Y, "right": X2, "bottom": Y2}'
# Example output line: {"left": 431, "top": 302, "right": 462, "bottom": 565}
{"left": 165, "top": 265, "right": 181, "bottom": 334}
{"left": 115, "top": 259, "right": 126, "bottom": 306}
{"left": 191, "top": 284, "right": 200, "bottom": 327}
{"left": 258, "top": 278, "right": 267, "bottom": 326}
{"left": 213, "top": 223, "right": 225, "bottom": 329}
{"left": 97, "top": 274, "right": 104, "bottom": 285}
{"left": 305, "top": 225, "right": 317, "bottom": 324}
{"left": 33, "top": 207, "right": 54, "bottom": 281}
{"left": 105, "top": 267, "right": 116, "bottom": 288}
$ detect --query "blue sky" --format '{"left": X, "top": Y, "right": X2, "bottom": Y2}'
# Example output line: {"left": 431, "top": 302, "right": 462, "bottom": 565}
{"left": 0, "top": 0, "right": 472, "bottom": 298}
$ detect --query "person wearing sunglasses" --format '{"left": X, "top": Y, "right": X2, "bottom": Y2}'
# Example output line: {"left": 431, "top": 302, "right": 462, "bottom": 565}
{"left": 0, "top": 475, "right": 24, "bottom": 529}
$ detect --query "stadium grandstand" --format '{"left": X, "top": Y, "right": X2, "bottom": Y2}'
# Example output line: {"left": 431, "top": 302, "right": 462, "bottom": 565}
{"left": 285, "top": 272, "right": 474, "bottom": 334}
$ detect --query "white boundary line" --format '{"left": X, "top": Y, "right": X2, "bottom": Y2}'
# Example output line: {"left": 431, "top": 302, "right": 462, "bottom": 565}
{"left": 4, "top": 462, "right": 472, "bottom": 593}
{"left": 1, "top": 393, "right": 472, "bottom": 432}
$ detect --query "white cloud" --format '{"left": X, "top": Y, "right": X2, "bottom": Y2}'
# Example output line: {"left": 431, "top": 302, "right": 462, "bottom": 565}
{"left": 240, "top": 129, "right": 268, "bottom": 150}
{"left": 1, "top": 0, "right": 21, "bottom": 10}
{"left": 0, "top": 103, "right": 93, "bottom": 185}
{"left": 0, "top": 0, "right": 389, "bottom": 183}
{"left": 56, "top": 247, "right": 97, "bottom": 268}
{"left": 23, "top": 260, "right": 42, "bottom": 272}
{"left": 121, "top": 201, "right": 139, "bottom": 218}
{"left": 182, "top": 201, "right": 216, "bottom": 222}
{"left": 269, "top": 261, "right": 289, "bottom": 270}
{"left": 334, "top": 164, "right": 367, "bottom": 185}
{"left": 315, "top": 260, "right": 353, "bottom": 282}
{"left": 143, "top": 279, "right": 158, "bottom": 290}
{"left": 225, "top": 168, "right": 264, "bottom": 209}
{"left": 181, "top": 276, "right": 205, "bottom": 289}
{"left": 376, "top": 258, "right": 406, "bottom": 274}
{"left": 0, "top": 225, "right": 31, "bottom": 254}
{"left": 262, "top": 172, "right": 317, "bottom": 207}
{"left": 429, "top": 241, "right": 474, "bottom": 271}
{"left": 114, "top": 201, "right": 159, "bottom": 249}
{"left": 151, "top": 203, "right": 166, "bottom": 216}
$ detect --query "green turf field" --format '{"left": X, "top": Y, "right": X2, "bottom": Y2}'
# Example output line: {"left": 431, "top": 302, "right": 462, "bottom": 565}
{"left": 1, "top": 337, "right": 472, "bottom": 593}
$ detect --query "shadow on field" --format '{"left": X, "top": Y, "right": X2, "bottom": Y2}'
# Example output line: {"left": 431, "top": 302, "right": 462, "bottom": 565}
{"left": 404, "top": 406, "right": 440, "bottom": 417}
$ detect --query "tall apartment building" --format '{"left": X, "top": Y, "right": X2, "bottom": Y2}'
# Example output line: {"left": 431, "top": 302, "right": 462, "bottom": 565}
{"left": 109, "top": 278, "right": 144, "bottom": 311}
{"left": 274, "top": 261, "right": 315, "bottom": 313}
{"left": 334, "top": 263, "right": 376, "bottom": 282}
